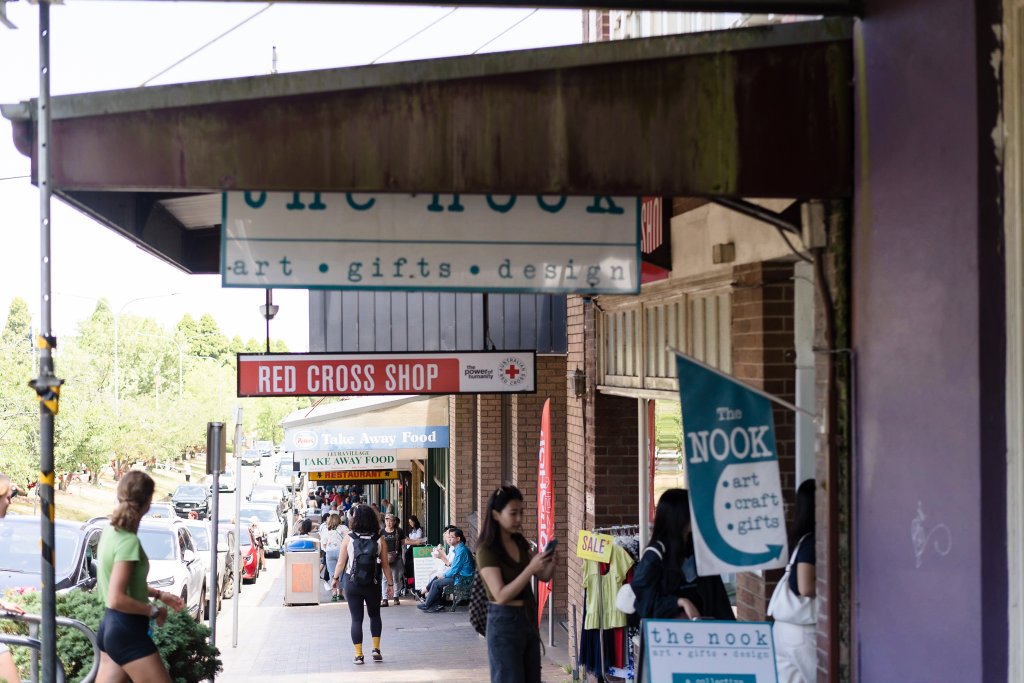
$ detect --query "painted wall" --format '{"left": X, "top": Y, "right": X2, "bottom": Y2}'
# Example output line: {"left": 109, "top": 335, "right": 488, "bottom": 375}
{"left": 854, "top": 0, "right": 1004, "bottom": 679}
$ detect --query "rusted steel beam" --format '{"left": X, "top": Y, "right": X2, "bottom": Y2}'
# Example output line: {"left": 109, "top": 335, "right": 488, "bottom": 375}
{"left": 4, "top": 19, "right": 852, "bottom": 199}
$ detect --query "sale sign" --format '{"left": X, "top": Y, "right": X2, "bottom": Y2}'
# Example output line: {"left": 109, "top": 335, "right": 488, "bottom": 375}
{"left": 237, "top": 351, "right": 536, "bottom": 397}
{"left": 537, "top": 399, "right": 553, "bottom": 626}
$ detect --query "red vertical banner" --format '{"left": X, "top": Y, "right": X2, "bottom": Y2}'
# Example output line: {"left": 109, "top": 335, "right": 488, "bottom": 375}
{"left": 648, "top": 399, "right": 657, "bottom": 525}
{"left": 537, "top": 399, "right": 553, "bottom": 627}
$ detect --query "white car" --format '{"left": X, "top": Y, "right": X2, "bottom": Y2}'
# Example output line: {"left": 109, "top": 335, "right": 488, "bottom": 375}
{"left": 182, "top": 519, "right": 235, "bottom": 614}
{"left": 139, "top": 519, "right": 208, "bottom": 621}
{"left": 239, "top": 503, "right": 285, "bottom": 557}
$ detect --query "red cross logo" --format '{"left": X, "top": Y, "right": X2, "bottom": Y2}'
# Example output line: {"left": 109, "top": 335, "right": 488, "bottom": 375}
{"left": 505, "top": 364, "right": 521, "bottom": 380}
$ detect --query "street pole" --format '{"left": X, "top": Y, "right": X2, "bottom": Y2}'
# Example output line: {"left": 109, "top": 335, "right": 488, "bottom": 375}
{"left": 206, "top": 422, "right": 226, "bottom": 657}
{"left": 232, "top": 407, "right": 243, "bottom": 648}
{"left": 32, "top": 5, "right": 63, "bottom": 681}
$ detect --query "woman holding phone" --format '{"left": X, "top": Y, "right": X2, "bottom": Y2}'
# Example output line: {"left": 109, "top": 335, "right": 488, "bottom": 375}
{"left": 476, "top": 484, "right": 556, "bottom": 683}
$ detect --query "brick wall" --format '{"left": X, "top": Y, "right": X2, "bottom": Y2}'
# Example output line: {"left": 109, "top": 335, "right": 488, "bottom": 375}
{"left": 476, "top": 394, "right": 504, "bottom": 545}
{"left": 566, "top": 295, "right": 591, "bottom": 656}
{"left": 509, "top": 354, "right": 568, "bottom": 616}
{"left": 731, "top": 261, "right": 797, "bottom": 621}
{"left": 449, "top": 394, "right": 477, "bottom": 543}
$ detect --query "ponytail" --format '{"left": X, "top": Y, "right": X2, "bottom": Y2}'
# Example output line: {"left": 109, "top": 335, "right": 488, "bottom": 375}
{"left": 110, "top": 471, "right": 154, "bottom": 533}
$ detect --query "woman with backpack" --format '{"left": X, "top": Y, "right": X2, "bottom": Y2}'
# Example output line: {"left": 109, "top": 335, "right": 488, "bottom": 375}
{"left": 630, "top": 488, "right": 734, "bottom": 680}
{"left": 477, "top": 485, "right": 556, "bottom": 683}
{"left": 330, "top": 504, "right": 394, "bottom": 665}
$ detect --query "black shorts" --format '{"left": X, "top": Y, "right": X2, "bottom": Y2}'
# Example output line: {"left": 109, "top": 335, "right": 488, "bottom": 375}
{"left": 97, "top": 608, "right": 159, "bottom": 666}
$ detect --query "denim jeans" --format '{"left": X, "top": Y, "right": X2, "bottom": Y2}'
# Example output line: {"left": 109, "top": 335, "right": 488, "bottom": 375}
{"left": 422, "top": 575, "right": 454, "bottom": 608}
{"left": 486, "top": 603, "right": 540, "bottom": 683}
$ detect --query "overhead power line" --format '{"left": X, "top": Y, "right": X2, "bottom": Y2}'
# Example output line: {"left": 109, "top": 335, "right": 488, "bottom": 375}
{"left": 472, "top": 9, "right": 539, "bottom": 54}
{"left": 140, "top": 4, "right": 275, "bottom": 87}
{"left": 370, "top": 7, "right": 459, "bottom": 65}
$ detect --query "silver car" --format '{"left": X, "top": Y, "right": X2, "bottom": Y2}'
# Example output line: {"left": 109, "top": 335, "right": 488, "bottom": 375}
{"left": 239, "top": 504, "right": 285, "bottom": 557}
{"left": 182, "top": 519, "right": 235, "bottom": 614}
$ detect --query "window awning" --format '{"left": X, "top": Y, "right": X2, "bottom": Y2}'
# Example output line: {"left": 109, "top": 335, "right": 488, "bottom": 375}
{"left": 1, "top": 18, "right": 852, "bottom": 274}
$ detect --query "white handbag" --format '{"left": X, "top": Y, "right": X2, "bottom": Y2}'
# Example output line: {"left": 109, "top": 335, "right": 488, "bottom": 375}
{"left": 766, "top": 534, "right": 817, "bottom": 626}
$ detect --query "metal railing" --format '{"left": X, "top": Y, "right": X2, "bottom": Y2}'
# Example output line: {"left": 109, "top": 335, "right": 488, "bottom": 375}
{"left": 0, "top": 609, "right": 100, "bottom": 683}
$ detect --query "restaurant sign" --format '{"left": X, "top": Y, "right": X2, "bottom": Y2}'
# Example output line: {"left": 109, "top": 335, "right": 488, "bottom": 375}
{"left": 238, "top": 351, "right": 536, "bottom": 397}
{"left": 222, "top": 192, "right": 639, "bottom": 295}
{"left": 297, "top": 450, "right": 397, "bottom": 472}
{"left": 308, "top": 469, "right": 398, "bottom": 482}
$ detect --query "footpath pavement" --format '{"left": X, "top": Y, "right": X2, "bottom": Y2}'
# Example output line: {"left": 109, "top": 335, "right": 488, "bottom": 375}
{"left": 214, "top": 557, "right": 573, "bottom": 683}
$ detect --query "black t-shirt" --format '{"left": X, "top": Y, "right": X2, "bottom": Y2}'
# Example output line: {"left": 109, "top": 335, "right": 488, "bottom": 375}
{"left": 788, "top": 535, "right": 815, "bottom": 595}
{"left": 380, "top": 527, "right": 405, "bottom": 556}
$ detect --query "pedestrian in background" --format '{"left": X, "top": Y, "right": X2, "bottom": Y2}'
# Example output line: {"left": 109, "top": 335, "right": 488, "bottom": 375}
{"left": 418, "top": 527, "right": 473, "bottom": 612}
{"left": 477, "top": 485, "right": 556, "bottom": 683}
{"left": 95, "top": 471, "right": 184, "bottom": 682}
{"left": 323, "top": 512, "right": 346, "bottom": 602}
{"left": 332, "top": 504, "right": 394, "bottom": 665}
{"left": 770, "top": 479, "right": 817, "bottom": 683}
{"left": 379, "top": 514, "right": 405, "bottom": 606}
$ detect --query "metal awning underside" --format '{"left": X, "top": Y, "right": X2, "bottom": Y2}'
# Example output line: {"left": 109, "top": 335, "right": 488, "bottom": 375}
{"left": 2, "top": 18, "right": 852, "bottom": 274}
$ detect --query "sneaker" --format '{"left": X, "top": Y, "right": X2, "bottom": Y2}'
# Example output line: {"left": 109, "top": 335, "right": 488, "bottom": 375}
{"left": 429, "top": 604, "right": 445, "bottom": 613}
{"left": 417, "top": 603, "right": 429, "bottom": 611}
{"left": 393, "top": 597, "right": 400, "bottom": 606}
{"left": 371, "top": 648, "right": 383, "bottom": 663}
{"left": 380, "top": 599, "right": 389, "bottom": 608}
{"left": 353, "top": 655, "right": 364, "bottom": 665}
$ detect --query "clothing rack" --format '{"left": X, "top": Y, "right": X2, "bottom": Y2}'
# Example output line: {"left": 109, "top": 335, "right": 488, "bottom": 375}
{"left": 592, "top": 524, "right": 640, "bottom": 536}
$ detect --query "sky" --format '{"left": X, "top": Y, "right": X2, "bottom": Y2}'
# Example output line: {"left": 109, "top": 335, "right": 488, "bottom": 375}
{"left": 0, "top": 1, "right": 584, "bottom": 352}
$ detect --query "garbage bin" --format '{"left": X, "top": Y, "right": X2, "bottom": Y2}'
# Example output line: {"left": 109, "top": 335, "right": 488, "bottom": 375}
{"left": 283, "top": 535, "right": 321, "bottom": 606}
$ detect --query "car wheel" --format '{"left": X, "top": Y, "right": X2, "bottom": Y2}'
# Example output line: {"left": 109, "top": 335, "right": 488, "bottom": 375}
{"left": 200, "top": 585, "right": 209, "bottom": 621}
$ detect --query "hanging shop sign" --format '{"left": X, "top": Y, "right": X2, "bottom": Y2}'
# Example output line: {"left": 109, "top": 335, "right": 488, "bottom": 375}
{"left": 297, "top": 450, "right": 397, "bottom": 472}
{"left": 238, "top": 351, "right": 536, "bottom": 397}
{"left": 222, "top": 192, "right": 640, "bottom": 295}
{"left": 642, "top": 619, "right": 778, "bottom": 683}
{"left": 676, "top": 353, "right": 788, "bottom": 575}
{"left": 575, "top": 530, "right": 615, "bottom": 563}
{"left": 285, "top": 425, "right": 449, "bottom": 451}
{"left": 308, "top": 469, "right": 398, "bottom": 482}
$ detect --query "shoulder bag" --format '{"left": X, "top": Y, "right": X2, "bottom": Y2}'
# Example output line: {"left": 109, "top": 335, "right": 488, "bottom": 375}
{"left": 766, "top": 534, "right": 817, "bottom": 625}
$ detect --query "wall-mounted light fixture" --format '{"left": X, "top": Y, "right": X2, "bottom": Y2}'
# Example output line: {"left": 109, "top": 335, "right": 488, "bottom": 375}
{"left": 258, "top": 288, "right": 280, "bottom": 353}
{"left": 568, "top": 367, "right": 586, "bottom": 399}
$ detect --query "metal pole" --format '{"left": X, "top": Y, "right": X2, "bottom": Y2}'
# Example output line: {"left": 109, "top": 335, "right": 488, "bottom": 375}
{"left": 232, "top": 408, "right": 243, "bottom": 648}
{"left": 638, "top": 399, "right": 650, "bottom": 551}
{"left": 209, "top": 467, "right": 220, "bottom": 650}
{"left": 35, "top": 5, "right": 59, "bottom": 681}
{"left": 548, "top": 579, "right": 554, "bottom": 646}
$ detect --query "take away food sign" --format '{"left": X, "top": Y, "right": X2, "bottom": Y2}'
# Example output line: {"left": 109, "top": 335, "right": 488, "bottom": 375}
{"left": 221, "top": 192, "right": 640, "bottom": 295}
{"left": 237, "top": 351, "right": 536, "bottom": 397}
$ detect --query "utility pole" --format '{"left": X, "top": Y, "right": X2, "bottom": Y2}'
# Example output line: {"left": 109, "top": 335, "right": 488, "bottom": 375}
{"left": 30, "top": 5, "right": 64, "bottom": 681}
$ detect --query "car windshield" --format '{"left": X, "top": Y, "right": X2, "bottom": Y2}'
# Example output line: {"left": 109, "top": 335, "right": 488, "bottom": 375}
{"left": 187, "top": 527, "right": 210, "bottom": 551}
{"left": 238, "top": 531, "right": 252, "bottom": 548}
{"left": 175, "top": 486, "right": 206, "bottom": 499}
{"left": 240, "top": 507, "right": 278, "bottom": 523}
{"left": 0, "top": 521, "right": 79, "bottom": 576}
{"left": 145, "top": 504, "right": 175, "bottom": 519}
{"left": 276, "top": 463, "right": 292, "bottom": 475}
{"left": 137, "top": 528, "right": 177, "bottom": 561}
{"left": 217, "top": 530, "right": 233, "bottom": 545}
{"left": 250, "top": 490, "right": 279, "bottom": 502}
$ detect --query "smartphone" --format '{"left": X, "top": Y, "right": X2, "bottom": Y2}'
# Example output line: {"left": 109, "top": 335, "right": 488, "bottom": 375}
{"left": 543, "top": 539, "right": 558, "bottom": 555}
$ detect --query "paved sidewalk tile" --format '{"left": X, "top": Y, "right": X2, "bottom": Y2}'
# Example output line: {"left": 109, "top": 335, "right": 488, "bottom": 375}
{"left": 215, "top": 559, "right": 570, "bottom": 683}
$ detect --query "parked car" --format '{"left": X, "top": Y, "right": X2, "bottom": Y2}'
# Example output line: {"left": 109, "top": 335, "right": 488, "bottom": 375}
{"left": 171, "top": 484, "right": 210, "bottom": 519}
{"left": 137, "top": 518, "right": 208, "bottom": 621}
{"left": 248, "top": 484, "right": 289, "bottom": 519}
{"left": 207, "top": 470, "right": 236, "bottom": 494}
{"left": 238, "top": 524, "right": 262, "bottom": 583}
{"left": 240, "top": 450, "right": 261, "bottom": 467}
{"left": 216, "top": 526, "right": 238, "bottom": 599}
{"left": 143, "top": 502, "right": 177, "bottom": 520}
{"left": 0, "top": 517, "right": 103, "bottom": 593}
{"left": 273, "top": 460, "right": 300, "bottom": 492}
{"left": 182, "top": 519, "right": 234, "bottom": 614}
{"left": 240, "top": 503, "right": 285, "bottom": 557}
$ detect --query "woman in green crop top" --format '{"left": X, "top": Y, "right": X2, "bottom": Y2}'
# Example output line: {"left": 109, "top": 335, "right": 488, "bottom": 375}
{"left": 96, "top": 471, "right": 184, "bottom": 682}
{"left": 476, "top": 485, "right": 556, "bottom": 683}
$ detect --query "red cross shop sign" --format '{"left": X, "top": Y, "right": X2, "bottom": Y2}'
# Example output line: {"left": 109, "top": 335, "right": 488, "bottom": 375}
{"left": 237, "top": 351, "right": 537, "bottom": 397}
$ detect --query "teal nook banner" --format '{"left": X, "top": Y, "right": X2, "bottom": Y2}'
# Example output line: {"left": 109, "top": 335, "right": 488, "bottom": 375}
{"left": 676, "top": 354, "right": 788, "bottom": 575}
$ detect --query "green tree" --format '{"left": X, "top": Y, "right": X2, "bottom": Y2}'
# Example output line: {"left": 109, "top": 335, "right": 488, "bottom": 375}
{"left": 0, "top": 298, "right": 38, "bottom": 484}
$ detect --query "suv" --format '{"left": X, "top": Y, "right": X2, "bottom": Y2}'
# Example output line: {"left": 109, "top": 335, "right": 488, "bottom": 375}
{"left": 240, "top": 450, "right": 261, "bottom": 467}
{"left": 171, "top": 484, "right": 210, "bottom": 519}
{"left": 239, "top": 503, "right": 285, "bottom": 557}
{"left": 137, "top": 518, "right": 208, "bottom": 621}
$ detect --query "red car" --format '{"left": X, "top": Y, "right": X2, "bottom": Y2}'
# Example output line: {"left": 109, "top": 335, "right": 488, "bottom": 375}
{"left": 239, "top": 525, "right": 265, "bottom": 583}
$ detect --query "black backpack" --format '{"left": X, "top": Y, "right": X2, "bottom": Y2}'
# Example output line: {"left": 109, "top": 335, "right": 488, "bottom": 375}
{"left": 347, "top": 532, "right": 381, "bottom": 588}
